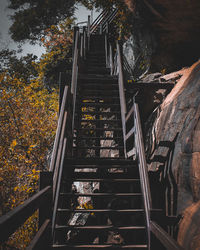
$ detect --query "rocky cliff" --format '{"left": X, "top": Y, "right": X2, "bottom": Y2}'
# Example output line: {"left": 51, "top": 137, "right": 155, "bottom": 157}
{"left": 145, "top": 61, "right": 200, "bottom": 249}
{"left": 122, "top": 2, "right": 200, "bottom": 248}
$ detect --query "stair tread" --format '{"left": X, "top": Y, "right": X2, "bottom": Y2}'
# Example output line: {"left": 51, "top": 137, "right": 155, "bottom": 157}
{"left": 80, "top": 96, "right": 119, "bottom": 99}
{"left": 80, "top": 111, "right": 121, "bottom": 114}
{"left": 73, "top": 146, "right": 123, "bottom": 149}
{"left": 74, "top": 128, "right": 122, "bottom": 131}
{"left": 52, "top": 244, "right": 148, "bottom": 248}
{"left": 73, "top": 137, "right": 123, "bottom": 140}
{"left": 72, "top": 173, "right": 138, "bottom": 178}
{"left": 56, "top": 225, "right": 146, "bottom": 230}
{"left": 66, "top": 158, "right": 135, "bottom": 164}
{"left": 64, "top": 178, "right": 140, "bottom": 182}
{"left": 79, "top": 120, "right": 121, "bottom": 122}
{"left": 60, "top": 193, "right": 142, "bottom": 197}
{"left": 57, "top": 209, "right": 144, "bottom": 213}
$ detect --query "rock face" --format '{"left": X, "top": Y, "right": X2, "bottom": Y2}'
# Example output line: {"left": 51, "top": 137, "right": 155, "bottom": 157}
{"left": 123, "top": 27, "right": 155, "bottom": 80}
{"left": 145, "top": 61, "right": 200, "bottom": 249}
{"left": 123, "top": 0, "right": 200, "bottom": 72}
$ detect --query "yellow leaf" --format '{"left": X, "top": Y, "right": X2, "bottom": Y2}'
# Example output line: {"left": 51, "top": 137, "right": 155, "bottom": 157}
{"left": 11, "top": 140, "right": 17, "bottom": 147}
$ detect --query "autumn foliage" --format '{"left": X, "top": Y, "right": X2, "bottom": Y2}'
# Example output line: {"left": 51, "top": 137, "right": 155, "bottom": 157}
{"left": 0, "top": 16, "right": 75, "bottom": 249}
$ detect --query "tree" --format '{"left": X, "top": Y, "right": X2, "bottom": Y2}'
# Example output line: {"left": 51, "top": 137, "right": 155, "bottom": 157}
{"left": 37, "top": 17, "right": 74, "bottom": 86}
{"left": 0, "top": 49, "right": 38, "bottom": 82}
{"left": 8, "top": 0, "right": 75, "bottom": 42}
{"left": 0, "top": 71, "right": 58, "bottom": 248}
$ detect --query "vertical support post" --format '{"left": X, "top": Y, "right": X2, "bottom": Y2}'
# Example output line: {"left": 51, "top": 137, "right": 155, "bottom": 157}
{"left": 83, "top": 26, "right": 86, "bottom": 59}
{"left": 39, "top": 172, "right": 53, "bottom": 228}
{"left": 87, "top": 15, "right": 91, "bottom": 50}
{"left": 106, "top": 22, "right": 109, "bottom": 34}
{"left": 73, "top": 26, "right": 79, "bottom": 58}
{"left": 100, "top": 24, "right": 103, "bottom": 35}
{"left": 109, "top": 44, "right": 113, "bottom": 75}
{"left": 80, "top": 34, "right": 83, "bottom": 58}
{"left": 58, "top": 72, "right": 66, "bottom": 114}
{"left": 116, "top": 40, "right": 127, "bottom": 157}
{"left": 105, "top": 34, "right": 108, "bottom": 68}
{"left": 71, "top": 29, "right": 79, "bottom": 94}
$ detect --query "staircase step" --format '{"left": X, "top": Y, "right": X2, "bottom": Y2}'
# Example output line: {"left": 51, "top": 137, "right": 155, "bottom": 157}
{"left": 80, "top": 111, "right": 121, "bottom": 115}
{"left": 55, "top": 225, "right": 146, "bottom": 231}
{"left": 80, "top": 96, "right": 119, "bottom": 100}
{"left": 78, "top": 103, "right": 119, "bottom": 108}
{"left": 60, "top": 193, "right": 141, "bottom": 197}
{"left": 74, "top": 128, "right": 122, "bottom": 131}
{"left": 79, "top": 83, "right": 118, "bottom": 88}
{"left": 64, "top": 178, "right": 140, "bottom": 182}
{"left": 71, "top": 172, "right": 138, "bottom": 179}
{"left": 73, "top": 137, "right": 123, "bottom": 140}
{"left": 79, "top": 119, "right": 121, "bottom": 123}
{"left": 79, "top": 78, "right": 118, "bottom": 84}
{"left": 73, "top": 146, "right": 123, "bottom": 150}
{"left": 52, "top": 244, "right": 148, "bottom": 249}
{"left": 87, "top": 69, "right": 110, "bottom": 74}
{"left": 57, "top": 208, "right": 144, "bottom": 213}
{"left": 78, "top": 90, "right": 119, "bottom": 96}
{"left": 66, "top": 158, "right": 136, "bottom": 165}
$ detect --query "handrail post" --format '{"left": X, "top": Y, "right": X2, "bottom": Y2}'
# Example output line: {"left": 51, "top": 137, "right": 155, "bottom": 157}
{"left": 71, "top": 29, "right": 79, "bottom": 94}
{"left": 133, "top": 100, "right": 152, "bottom": 249}
{"left": 100, "top": 24, "right": 103, "bottom": 34}
{"left": 58, "top": 72, "right": 66, "bottom": 114}
{"left": 80, "top": 33, "right": 83, "bottom": 58}
{"left": 109, "top": 44, "right": 114, "bottom": 75}
{"left": 87, "top": 15, "right": 91, "bottom": 50}
{"left": 83, "top": 26, "right": 86, "bottom": 59}
{"left": 116, "top": 40, "right": 127, "bottom": 157}
{"left": 105, "top": 34, "right": 108, "bottom": 68}
{"left": 39, "top": 172, "right": 53, "bottom": 228}
{"left": 106, "top": 22, "right": 109, "bottom": 34}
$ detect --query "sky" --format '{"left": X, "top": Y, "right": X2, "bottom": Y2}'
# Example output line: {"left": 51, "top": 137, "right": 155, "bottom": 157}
{"left": 0, "top": 0, "right": 99, "bottom": 57}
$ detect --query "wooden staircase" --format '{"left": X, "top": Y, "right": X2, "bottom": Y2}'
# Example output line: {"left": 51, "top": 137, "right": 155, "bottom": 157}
{"left": 0, "top": 8, "right": 183, "bottom": 250}
{"left": 52, "top": 34, "right": 148, "bottom": 249}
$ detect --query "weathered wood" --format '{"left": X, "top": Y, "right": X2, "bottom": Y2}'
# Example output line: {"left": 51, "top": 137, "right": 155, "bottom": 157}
{"left": 134, "top": 102, "right": 152, "bottom": 249}
{"left": 53, "top": 111, "right": 68, "bottom": 198}
{"left": 117, "top": 40, "right": 127, "bottom": 157}
{"left": 150, "top": 221, "right": 184, "bottom": 250}
{"left": 52, "top": 138, "right": 67, "bottom": 234}
{"left": 52, "top": 244, "right": 148, "bottom": 248}
{"left": 39, "top": 172, "right": 53, "bottom": 228}
{"left": 27, "top": 219, "right": 51, "bottom": 250}
{"left": 49, "top": 86, "right": 69, "bottom": 173}
{"left": 0, "top": 186, "right": 51, "bottom": 243}
{"left": 125, "top": 126, "right": 135, "bottom": 141}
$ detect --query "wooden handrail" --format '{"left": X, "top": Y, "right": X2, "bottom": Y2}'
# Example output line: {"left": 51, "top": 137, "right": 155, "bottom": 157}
{"left": 134, "top": 102, "right": 152, "bottom": 211}
{"left": 109, "top": 44, "right": 114, "bottom": 74}
{"left": 71, "top": 29, "right": 80, "bottom": 132}
{"left": 150, "top": 221, "right": 184, "bottom": 250}
{"left": 53, "top": 111, "right": 68, "bottom": 199}
{"left": 90, "top": 9, "right": 108, "bottom": 29}
{"left": 52, "top": 138, "right": 67, "bottom": 235}
{"left": 27, "top": 219, "right": 51, "bottom": 250}
{"left": 0, "top": 186, "right": 51, "bottom": 243}
{"left": 49, "top": 86, "right": 69, "bottom": 173}
{"left": 133, "top": 101, "right": 152, "bottom": 248}
{"left": 116, "top": 41, "right": 127, "bottom": 157}
{"left": 71, "top": 30, "right": 79, "bottom": 95}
